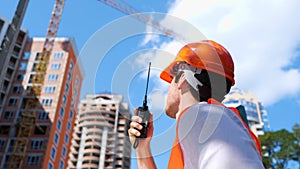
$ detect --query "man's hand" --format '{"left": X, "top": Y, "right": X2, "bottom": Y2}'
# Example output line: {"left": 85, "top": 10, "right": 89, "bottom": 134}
{"left": 128, "top": 109, "right": 154, "bottom": 153}
{"left": 128, "top": 109, "right": 156, "bottom": 168}
{"left": 128, "top": 108, "right": 154, "bottom": 152}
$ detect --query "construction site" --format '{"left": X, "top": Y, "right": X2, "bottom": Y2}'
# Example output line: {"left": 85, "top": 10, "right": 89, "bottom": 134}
{"left": 1, "top": 0, "right": 298, "bottom": 169}
{"left": 0, "top": 1, "right": 144, "bottom": 168}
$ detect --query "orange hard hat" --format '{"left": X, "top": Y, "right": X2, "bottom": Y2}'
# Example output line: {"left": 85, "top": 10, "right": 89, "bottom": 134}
{"left": 160, "top": 40, "right": 235, "bottom": 85}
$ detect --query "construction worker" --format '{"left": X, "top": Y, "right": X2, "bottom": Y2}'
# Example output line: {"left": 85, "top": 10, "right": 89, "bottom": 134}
{"left": 128, "top": 40, "right": 264, "bottom": 168}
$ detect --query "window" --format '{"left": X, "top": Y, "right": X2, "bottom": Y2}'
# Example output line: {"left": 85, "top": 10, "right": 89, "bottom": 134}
{"left": 59, "top": 160, "right": 64, "bottom": 169}
{"left": 67, "top": 72, "right": 71, "bottom": 81}
{"left": 8, "top": 140, "right": 15, "bottom": 152}
{"left": 12, "top": 86, "right": 22, "bottom": 94}
{"left": 19, "top": 62, "right": 28, "bottom": 70}
{"left": 34, "top": 126, "right": 47, "bottom": 135}
{"left": 30, "top": 139, "right": 43, "bottom": 150}
{"left": 64, "top": 134, "right": 69, "bottom": 143}
{"left": 51, "top": 63, "right": 61, "bottom": 70}
{"left": 25, "top": 86, "right": 33, "bottom": 95}
{"left": 16, "top": 73, "right": 24, "bottom": 82}
{"left": 0, "top": 139, "right": 5, "bottom": 149}
{"left": 35, "top": 52, "right": 41, "bottom": 61}
{"left": 54, "top": 132, "right": 59, "bottom": 145}
{"left": 48, "top": 74, "right": 58, "bottom": 82}
{"left": 26, "top": 155, "right": 39, "bottom": 166}
{"left": 8, "top": 98, "right": 17, "bottom": 106}
{"left": 4, "top": 111, "right": 13, "bottom": 119}
{"left": 31, "top": 63, "right": 38, "bottom": 71}
{"left": 62, "top": 146, "right": 66, "bottom": 157}
{"left": 65, "top": 84, "right": 69, "bottom": 93}
{"left": 28, "top": 74, "right": 35, "bottom": 83}
{"left": 53, "top": 52, "right": 64, "bottom": 59}
{"left": 23, "top": 52, "right": 31, "bottom": 60}
{"left": 38, "top": 111, "right": 49, "bottom": 120}
{"left": 3, "top": 155, "right": 11, "bottom": 168}
{"left": 76, "top": 77, "right": 80, "bottom": 87}
{"left": 62, "top": 95, "right": 67, "bottom": 105}
{"left": 57, "top": 119, "right": 62, "bottom": 131}
{"left": 0, "top": 125, "right": 10, "bottom": 135}
{"left": 60, "top": 107, "right": 64, "bottom": 117}
{"left": 69, "top": 61, "right": 74, "bottom": 70}
{"left": 50, "top": 146, "right": 56, "bottom": 159}
{"left": 42, "top": 98, "right": 52, "bottom": 106}
{"left": 69, "top": 110, "right": 73, "bottom": 119}
{"left": 48, "top": 162, "right": 53, "bottom": 169}
{"left": 67, "top": 122, "right": 71, "bottom": 132}
{"left": 45, "top": 86, "right": 56, "bottom": 94}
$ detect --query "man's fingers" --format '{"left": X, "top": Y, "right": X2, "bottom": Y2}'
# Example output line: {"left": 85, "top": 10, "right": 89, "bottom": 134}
{"left": 130, "top": 121, "right": 143, "bottom": 130}
{"left": 128, "top": 128, "right": 141, "bottom": 137}
{"left": 131, "top": 116, "right": 142, "bottom": 123}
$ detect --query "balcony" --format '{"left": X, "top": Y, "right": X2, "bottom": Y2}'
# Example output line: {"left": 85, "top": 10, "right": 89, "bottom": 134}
{"left": 82, "top": 163, "right": 98, "bottom": 169}
{"left": 16, "top": 31, "right": 26, "bottom": 46}
{"left": 2, "top": 80, "right": 9, "bottom": 92}
{"left": 82, "top": 155, "right": 99, "bottom": 162}
{"left": 5, "top": 68, "right": 14, "bottom": 79}
{"left": 12, "top": 46, "right": 21, "bottom": 57}
{"left": 8, "top": 57, "right": 17, "bottom": 68}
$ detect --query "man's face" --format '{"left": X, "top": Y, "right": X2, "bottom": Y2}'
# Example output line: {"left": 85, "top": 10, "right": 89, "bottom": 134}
{"left": 165, "top": 78, "right": 180, "bottom": 118}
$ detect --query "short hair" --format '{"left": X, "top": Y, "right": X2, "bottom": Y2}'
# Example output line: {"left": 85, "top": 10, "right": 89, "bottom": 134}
{"left": 189, "top": 70, "right": 232, "bottom": 102}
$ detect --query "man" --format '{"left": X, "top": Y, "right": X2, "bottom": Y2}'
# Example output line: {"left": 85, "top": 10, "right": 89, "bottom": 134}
{"left": 128, "top": 40, "right": 264, "bottom": 169}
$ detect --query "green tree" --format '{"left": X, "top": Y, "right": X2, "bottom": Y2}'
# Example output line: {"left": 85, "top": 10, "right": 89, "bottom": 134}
{"left": 259, "top": 129, "right": 298, "bottom": 169}
{"left": 292, "top": 123, "right": 300, "bottom": 167}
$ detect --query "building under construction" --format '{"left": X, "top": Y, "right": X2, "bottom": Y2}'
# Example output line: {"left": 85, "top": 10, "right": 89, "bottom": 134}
{"left": 0, "top": 0, "right": 176, "bottom": 168}
{"left": 68, "top": 94, "right": 131, "bottom": 169}
{"left": 0, "top": 37, "right": 84, "bottom": 168}
{"left": 0, "top": 15, "right": 28, "bottom": 116}
{"left": 223, "top": 88, "right": 270, "bottom": 136}
{"left": 0, "top": 0, "right": 29, "bottom": 118}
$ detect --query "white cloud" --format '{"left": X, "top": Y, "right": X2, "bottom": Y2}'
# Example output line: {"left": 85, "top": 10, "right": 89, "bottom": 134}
{"left": 136, "top": 0, "right": 300, "bottom": 106}
{"left": 149, "top": 90, "right": 166, "bottom": 111}
{"left": 140, "top": 23, "right": 161, "bottom": 46}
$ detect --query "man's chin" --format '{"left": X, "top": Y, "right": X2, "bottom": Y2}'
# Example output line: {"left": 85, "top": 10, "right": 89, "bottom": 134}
{"left": 165, "top": 108, "right": 177, "bottom": 119}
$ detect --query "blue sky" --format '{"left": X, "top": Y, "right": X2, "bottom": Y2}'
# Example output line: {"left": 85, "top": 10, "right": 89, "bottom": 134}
{"left": 1, "top": 0, "right": 300, "bottom": 169}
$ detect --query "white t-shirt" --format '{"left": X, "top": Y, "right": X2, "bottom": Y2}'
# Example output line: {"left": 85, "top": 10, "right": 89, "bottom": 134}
{"left": 177, "top": 103, "right": 264, "bottom": 169}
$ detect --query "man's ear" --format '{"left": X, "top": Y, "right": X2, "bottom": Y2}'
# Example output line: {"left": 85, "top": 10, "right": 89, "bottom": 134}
{"left": 177, "top": 72, "right": 186, "bottom": 89}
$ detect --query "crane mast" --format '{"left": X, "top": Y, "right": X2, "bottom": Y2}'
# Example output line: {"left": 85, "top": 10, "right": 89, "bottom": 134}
{"left": 7, "top": 1, "right": 180, "bottom": 168}
{"left": 8, "top": 1, "right": 65, "bottom": 168}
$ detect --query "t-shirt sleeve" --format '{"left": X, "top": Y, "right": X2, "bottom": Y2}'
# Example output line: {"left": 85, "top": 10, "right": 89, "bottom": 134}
{"left": 177, "top": 104, "right": 264, "bottom": 169}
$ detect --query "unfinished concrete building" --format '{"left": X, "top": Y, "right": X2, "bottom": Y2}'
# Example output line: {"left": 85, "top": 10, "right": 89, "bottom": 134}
{"left": 68, "top": 94, "right": 131, "bottom": 169}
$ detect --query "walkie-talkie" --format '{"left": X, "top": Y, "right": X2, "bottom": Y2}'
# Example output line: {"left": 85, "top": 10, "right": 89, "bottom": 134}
{"left": 136, "top": 62, "right": 151, "bottom": 139}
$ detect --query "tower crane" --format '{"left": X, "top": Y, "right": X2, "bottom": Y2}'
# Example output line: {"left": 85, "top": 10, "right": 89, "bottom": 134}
{"left": 97, "top": 0, "right": 183, "bottom": 40}
{"left": 8, "top": 0, "right": 181, "bottom": 168}
{"left": 9, "top": 0, "right": 65, "bottom": 168}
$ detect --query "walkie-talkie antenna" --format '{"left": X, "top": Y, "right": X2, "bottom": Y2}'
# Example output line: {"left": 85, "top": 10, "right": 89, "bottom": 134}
{"left": 143, "top": 62, "right": 151, "bottom": 108}
{"left": 133, "top": 62, "right": 152, "bottom": 148}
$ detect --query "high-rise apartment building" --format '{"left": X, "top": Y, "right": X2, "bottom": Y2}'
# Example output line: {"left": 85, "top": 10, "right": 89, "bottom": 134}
{"left": 68, "top": 94, "right": 131, "bottom": 169}
{"left": 0, "top": 37, "right": 84, "bottom": 169}
{"left": 0, "top": 16, "right": 28, "bottom": 115}
{"left": 223, "top": 88, "right": 270, "bottom": 136}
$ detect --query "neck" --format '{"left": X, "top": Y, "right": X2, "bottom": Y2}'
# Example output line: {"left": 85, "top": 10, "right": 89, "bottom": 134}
{"left": 176, "top": 90, "right": 199, "bottom": 119}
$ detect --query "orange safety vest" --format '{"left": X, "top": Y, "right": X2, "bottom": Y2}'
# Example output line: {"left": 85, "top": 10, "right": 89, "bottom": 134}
{"left": 167, "top": 99, "right": 262, "bottom": 169}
